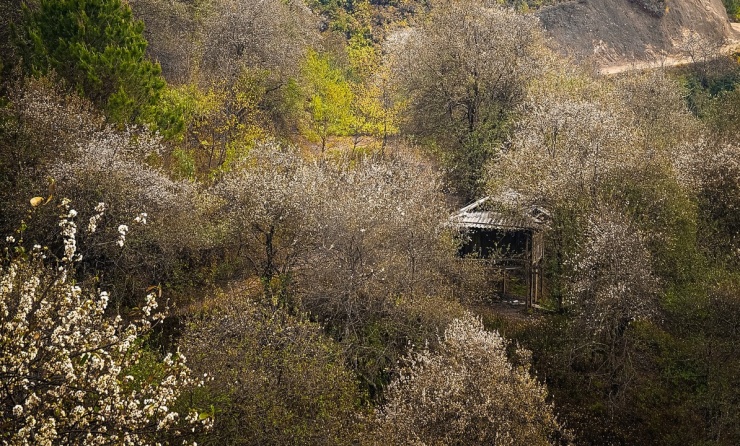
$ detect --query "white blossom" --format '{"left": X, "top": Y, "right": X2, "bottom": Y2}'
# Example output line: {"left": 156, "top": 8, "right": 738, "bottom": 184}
{"left": 0, "top": 202, "right": 208, "bottom": 444}
{"left": 116, "top": 224, "right": 129, "bottom": 248}
{"left": 377, "top": 314, "right": 560, "bottom": 444}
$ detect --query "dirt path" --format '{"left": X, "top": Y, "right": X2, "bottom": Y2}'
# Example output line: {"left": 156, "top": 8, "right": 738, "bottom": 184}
{"left": 598, "top": 23, "right": 740, "bottom": 75}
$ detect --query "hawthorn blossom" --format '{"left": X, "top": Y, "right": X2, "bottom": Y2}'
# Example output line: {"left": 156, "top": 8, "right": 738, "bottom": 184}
{"left": 377, "top": 314, "right": 560, "bottom": 445}
{"left": 87, "top": 203, "right": 106, "bottom": 233}
{"left": 567, "top": 206, "right": 660, "bottom": 337}
{"left": 117, "top": 224, "right": 129, "bottom": 247}
{"left": 0, "top": 202, "right": 211, "bottom": 445}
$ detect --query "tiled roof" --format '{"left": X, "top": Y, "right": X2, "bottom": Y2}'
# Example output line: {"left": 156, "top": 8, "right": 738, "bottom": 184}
{"left": 451, "top": 211, "right": 538, "bottom": 230}
{"left": 450, "top": 197, "right": 547, "bottom": 230}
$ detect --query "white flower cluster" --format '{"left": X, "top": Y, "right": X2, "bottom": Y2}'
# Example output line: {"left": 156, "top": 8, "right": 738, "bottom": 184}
{"left": 1, "top": 202, "right": 210, "bottom": 445}
{"left": 117, "top": 224, "right": 129, "bottom": 248}
{"left": 134, "top": 212, "right": 148, "bottom": 225}
{"left": 377, "top": 314, "right": 559, "bottom": 444}
{"left": 87, "top": 202, "right": 106, "bottom": 233}
{"left": 50, "top": 126, "right": 195, "bottom": 212}
{"left": 498, "top": 96, "right": 638, "bottom": 206}
{"left": 567, "top": 206, "right": 659, "bottom": 338}
{"left": 58, "top": 199, "right": 80, "bottom": 263}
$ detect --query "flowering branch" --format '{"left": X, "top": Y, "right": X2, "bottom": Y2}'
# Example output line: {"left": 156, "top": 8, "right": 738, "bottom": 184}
{"left": 1, "top": 200, "right": 210, "bottom": 445}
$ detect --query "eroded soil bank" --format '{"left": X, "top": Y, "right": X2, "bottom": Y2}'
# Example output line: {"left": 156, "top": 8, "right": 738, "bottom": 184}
{"left": 538, "top": 0, "right": 739, "bottom": 68}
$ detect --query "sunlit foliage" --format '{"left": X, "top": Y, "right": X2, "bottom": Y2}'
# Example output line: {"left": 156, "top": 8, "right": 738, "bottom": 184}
{"left": 0, "top": 201, "right": 209, "bottom": 444}
{"left": 376, "top": 314, "right": 561, "bottom": 445}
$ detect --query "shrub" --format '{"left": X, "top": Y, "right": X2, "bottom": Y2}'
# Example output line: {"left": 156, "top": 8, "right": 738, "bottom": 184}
{"left": 179, "top": 291, "right": 367, "bottom": 445}
{"left": 45, "top": 126, "right": 211, "bottom": 305}
{"left": 0, "top": 76, "right": 104, "bottom": 230}
{"left": 376, "top": 314, "right": 560, "bottom": 445}
{"left": 695, "top": 143, "right": 740, "bottom": 267}
{"left": 0, "top": 201, "right": 208, "bottom": 444}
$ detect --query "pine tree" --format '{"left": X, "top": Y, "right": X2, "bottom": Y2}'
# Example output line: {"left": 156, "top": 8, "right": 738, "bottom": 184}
{"left": 19, "top": 0, "right": 165, "bottom": 123}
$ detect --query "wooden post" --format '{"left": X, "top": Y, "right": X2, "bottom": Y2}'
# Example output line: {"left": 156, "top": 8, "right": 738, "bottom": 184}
{"left": 502, "top": 268, "right": 507, "bottom": 296}
{"left": 525, "top": 233, "right": 532, "bottom": 310}
{"left": 537, "top": 264, "right": 543, "bottom": 303}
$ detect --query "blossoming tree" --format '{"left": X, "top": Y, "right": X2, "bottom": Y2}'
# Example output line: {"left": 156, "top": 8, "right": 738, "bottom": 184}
{"left": 0, "top": 200, "right": 208, "bottom": 445}
{"left": 376, "top": 314, "right": 561, "bottom": 445}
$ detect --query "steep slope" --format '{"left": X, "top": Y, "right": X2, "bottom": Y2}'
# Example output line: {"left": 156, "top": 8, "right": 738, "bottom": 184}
{"left": 538, "top": 0, "right": 739, "bottom": 67}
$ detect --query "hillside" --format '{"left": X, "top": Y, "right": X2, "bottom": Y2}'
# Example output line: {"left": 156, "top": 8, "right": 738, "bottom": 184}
{"left": 3, "top": 0, "right": 740, "bottom": 444}
{"left": 538, "top": 0, "right": 739, "bottom": 67}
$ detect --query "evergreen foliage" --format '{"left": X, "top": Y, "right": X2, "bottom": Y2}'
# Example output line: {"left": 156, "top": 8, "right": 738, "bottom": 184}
{"left": 723, "top": 0, "right": 740, "bottom": 20}
{"left": 18, "top": 0, "right": 165, "bottom": 123}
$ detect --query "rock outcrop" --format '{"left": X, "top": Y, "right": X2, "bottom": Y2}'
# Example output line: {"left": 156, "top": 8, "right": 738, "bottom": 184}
{"left": 537, "top": 0, "right": 739, "bottom": 67}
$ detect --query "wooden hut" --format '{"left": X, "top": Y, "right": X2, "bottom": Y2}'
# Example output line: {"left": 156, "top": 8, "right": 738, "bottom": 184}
{"left": 450, "top": 197, "right": 548, "bottom": 308}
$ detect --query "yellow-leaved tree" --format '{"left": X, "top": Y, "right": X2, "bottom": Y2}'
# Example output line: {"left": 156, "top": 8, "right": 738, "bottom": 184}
{"left": 301, "top": 50, "right": 354, "bottom": 152}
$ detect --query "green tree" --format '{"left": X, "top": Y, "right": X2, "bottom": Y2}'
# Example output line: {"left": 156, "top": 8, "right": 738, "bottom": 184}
{"left": 18, "top": 0, "right": 166, "bottom": 124}
{"left": 301, "top": 50, "right": 354, "bottom": 152}
{"left": 158, "top": 72, "right": 269, "bottom": 177}
{"left": 392, "top": 0, "right": 544, "bottom": 199}
{"left": 346, "top": 35, "right": 402, "bottom": 153}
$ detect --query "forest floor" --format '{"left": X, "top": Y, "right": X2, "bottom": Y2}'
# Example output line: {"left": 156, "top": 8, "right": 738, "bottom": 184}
{"left": 473, "top": 294, "right": 554, "bottom": 324}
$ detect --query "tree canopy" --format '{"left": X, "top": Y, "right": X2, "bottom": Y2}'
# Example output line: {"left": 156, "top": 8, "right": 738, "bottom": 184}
{"left": 18, "top": 0, "right": 165, "bottom": 123}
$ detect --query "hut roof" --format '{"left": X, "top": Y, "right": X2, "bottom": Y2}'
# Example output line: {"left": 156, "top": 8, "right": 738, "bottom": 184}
{"left": 450, "top": 197, "right": 549, "bottom": 230}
